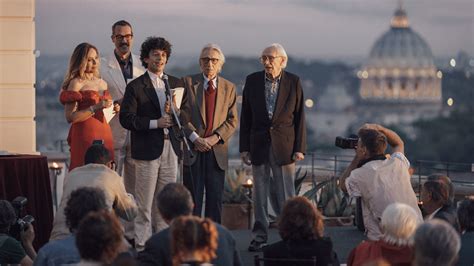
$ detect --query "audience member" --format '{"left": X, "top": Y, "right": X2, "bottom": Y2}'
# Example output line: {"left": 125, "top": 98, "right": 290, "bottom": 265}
{"left": 34, "top": 187, "right": 108, "bottom": 266}
{"left": 421, "top": 175, "right": 460, "bottom": 232}
{"left": 413, "top": 219, "right": 460, "bottom": 266}
{"left": 170, "top": 216, "right": 218, "bottom": 266}
{"left": 50, "top": 144, "right": 137, "bottom": 240}
{"left": 339, "top": 123, "right": 422, "bottom": 240}
{"left": 456, "top": 199, "right": 474, "bottom": 265}
{"left": 76, "top": 211, "right": 127, "bottom": 265}
{"left": 263, "top": 196, "right": 339, "bottom": 266}
{"left": 0, "top": 200, "right": 36, "bottom": 265}
{"left": 427, "top": 174, "right": 455, "bottom": 203}
{"left": 137, "top": 183, "right": 242, "bottom": 266}
{"left": 347, "top": 203, "right": 421, "bottom": 266}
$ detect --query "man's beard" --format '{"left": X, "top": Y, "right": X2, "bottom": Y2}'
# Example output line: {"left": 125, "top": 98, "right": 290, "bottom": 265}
{"left": 118, "top": 44, "right": 130, "bottom": 53}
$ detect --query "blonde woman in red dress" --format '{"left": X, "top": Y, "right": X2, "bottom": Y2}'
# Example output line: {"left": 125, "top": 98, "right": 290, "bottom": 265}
{"left": 59, "top": 43, "right": 116, "bottom": 171}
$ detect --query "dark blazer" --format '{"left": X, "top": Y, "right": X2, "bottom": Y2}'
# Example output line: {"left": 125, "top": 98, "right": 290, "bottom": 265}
{"left": 180, "top": 74, "right": 238, "bottom": 170}
{"left": 239, "top": 70, "right": 306, "bottom": 166}
{"left": 433, "top": 204, "right": 461, "bottom": 233}
{"left": 263, "top": 238, "right": 339, "bottom": 266}
{"left": 137, "top": 222, "right": 242, "bottom": 266}
{"left": 119, "top": 72, "right": 184, "bottom": 160}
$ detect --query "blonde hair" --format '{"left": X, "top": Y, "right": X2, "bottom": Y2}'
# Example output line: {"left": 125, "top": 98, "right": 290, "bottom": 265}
{"left": 62, "top": 42, "right": 100, "bottom": 89}
{"left": 170, "top": 216, "right": 218, "bottom": 266}
{"left": 381, "top": 203, "right": 421, "bottom": 246}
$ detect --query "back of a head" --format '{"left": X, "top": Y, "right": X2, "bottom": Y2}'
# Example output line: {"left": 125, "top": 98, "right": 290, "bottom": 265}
{"left": 64, "top": 187, "right": 108, "bottom": 232}
{"left": 358, "top": 128, "right": 387, "bottom": 156}
{"left": 381, "top": 203, "right": 421, "bottom": 246}
{"left": 458, "top": 199, "right": 474, "bottom": 232}
{"left": 423, "top": 179, "right": 450, "bottom": 206}
{"left": 0, "top": 200, "right": 16, "bottom": 233}
{"left": 278, "top": 196, "right": 324, "bottom": 241}
{"left": 170, "top": 216, "right": 218, "bottom": 266}
{"left": 84, "top": 144, "right": 111, "bottom": 165}
{"left": 427, "top": 174, "right": 454, "bottom": 203}
{"left": 413, "top": 219, "right": 460, "bottom": 266}
{"left": 157, "top": 183, "right": 193, "bottom": 222}
{"left": 76, "top": 210, "right": 123, "bottom": 264}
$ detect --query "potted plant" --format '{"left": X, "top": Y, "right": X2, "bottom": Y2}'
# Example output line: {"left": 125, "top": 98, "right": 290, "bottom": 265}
{"left": 221, "top": 167, "right": 251, "bottom": 230}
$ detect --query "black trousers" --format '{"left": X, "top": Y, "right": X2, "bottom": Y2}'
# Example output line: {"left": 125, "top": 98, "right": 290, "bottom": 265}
{"left": 183, "top": 149, "right": 225, "bottom": 223}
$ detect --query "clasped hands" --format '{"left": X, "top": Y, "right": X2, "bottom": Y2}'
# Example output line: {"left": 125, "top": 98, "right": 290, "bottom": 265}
{"left": 194, "top": 134, "right": 220, "bottom": 152}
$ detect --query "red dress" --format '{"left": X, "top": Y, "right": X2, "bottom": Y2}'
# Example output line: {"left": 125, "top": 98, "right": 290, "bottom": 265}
{"left": 59, "top": 90, "right": 114, "bottom": 171}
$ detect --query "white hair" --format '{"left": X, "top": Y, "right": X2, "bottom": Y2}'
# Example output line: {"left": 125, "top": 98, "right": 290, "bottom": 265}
{"left": 200, "top": 43, "right": 225, "bottom": 73}
{"left": 413, "top": 219, "right": 461, "bottom": 266}
{"left": 381, "top": 203, "right": 421, "bottom": 246}
{"left": 262, "top": 43, "right": 288, "bottom": 68}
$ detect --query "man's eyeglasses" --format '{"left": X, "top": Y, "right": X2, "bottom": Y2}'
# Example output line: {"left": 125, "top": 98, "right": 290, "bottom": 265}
{"left": 260, "top": 55, "right": 281, "bottom": 63}
{"left": 200, "top": 57, "right": 219, "bottom": 64}
{"left": 114, "top": 34, "right": 133, "bottom": 41}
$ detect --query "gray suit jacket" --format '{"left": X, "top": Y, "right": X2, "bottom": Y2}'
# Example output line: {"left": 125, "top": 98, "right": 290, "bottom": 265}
{"left": 100, "top": 53, "right": 145, "bottom": 149}
{"left": 181, "top": 74, "right": 238, "bottom": 170}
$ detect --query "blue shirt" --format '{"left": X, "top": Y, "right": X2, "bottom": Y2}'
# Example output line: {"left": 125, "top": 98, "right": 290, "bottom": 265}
{"left": 34, "top": 235, "right": 80, "bottom": 266}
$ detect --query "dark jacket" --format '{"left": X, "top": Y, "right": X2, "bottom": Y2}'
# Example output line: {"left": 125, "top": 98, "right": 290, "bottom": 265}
{"left": 433, "top": 204, "right": 461, "bottom": 233}
{"left": 239, "top": 71, "right": 306, "bottom": 166}
{"left": 119, "top": 72, "right": 184, "bottom": 160}
{"left": 263, "top": 238, "right": 339, "bottom": 266}
{"left": 137, "top": 222, "right": 242, "bottom": 266}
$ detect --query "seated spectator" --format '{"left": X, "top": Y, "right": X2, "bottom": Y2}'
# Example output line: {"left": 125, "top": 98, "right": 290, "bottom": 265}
{"left": 76, "top": 211, "right": 127, "bottom": 265}
{"left": 427, "top": 174, "right": 454, "bottom": 203}
{"left": 413, "top": 219, "right": 460, "bottom": 266}
{"left": 339, "top": 124, "right": 422, "bottom": 241}
{"left": 0, "top": 200, "right": 36, "bottom": 265}
{"left": 263, "top": 196, "right": 339, "bottom": 266}
{"left": 170, "top": 216, "right": 218, "bottom": 266}
{"left": 457, "top": 199, "right": 474, "bottom": 265}
{"left": 347, "top": 203, "right": 421, "bottom": 266}
{"left": 420, "top": 175, "right": 460, "bottom": 232}
{"left": 34, "top": 187, "right": 108, "bottom": 266}
{"left": 137, "top": 183, "right": 242, "bottom": 266}
{"left": 50, "top": 144, "right": 137, "bottom": 240}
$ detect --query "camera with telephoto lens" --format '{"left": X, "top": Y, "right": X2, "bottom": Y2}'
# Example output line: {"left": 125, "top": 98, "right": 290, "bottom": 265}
{"left": 335, "top": 135, "right": 359, "bottom": 149}
{"left": 9, "top": 196, "right": 35, "bottom": 240}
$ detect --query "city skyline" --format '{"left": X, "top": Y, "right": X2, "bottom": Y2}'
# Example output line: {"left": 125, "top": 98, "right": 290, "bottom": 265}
{"left": 36, "top": 0, "right": 473, "bottom": 60}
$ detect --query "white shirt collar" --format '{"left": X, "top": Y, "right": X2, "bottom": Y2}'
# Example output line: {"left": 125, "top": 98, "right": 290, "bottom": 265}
{"left": 147, "top": 70, "right": 163, "bottom": 80}
{"left": 203, "top": 74, "right": 217, "bottom": 90}
{"left": 427, "top": 206, "right": 443, "bottom": 220}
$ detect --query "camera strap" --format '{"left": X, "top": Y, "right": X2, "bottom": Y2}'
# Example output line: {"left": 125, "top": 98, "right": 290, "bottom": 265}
{"left": 357, "top": 154, "right": 386, "bottom": 168}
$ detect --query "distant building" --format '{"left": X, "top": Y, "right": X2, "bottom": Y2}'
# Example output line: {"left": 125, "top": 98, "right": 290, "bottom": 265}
{"left": 358, "top": 4, "right": 442, "bottom": 103}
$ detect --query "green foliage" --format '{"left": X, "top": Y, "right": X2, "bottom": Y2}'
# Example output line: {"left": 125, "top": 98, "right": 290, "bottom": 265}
{"left": 303, "top": 177, "right": 352, "bottom": 217}
{"left": 223, "top": 167, "right": 248, "bottom": 204}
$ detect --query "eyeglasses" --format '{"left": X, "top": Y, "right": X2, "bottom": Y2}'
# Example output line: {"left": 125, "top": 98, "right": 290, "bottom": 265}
{"left": 114, "top": 34, "right": 133, "bottom": 41}
{"left": 200, "top": 57, "right": 219, "bottom": 64}
{"left": 260, "top": 55, "right": 281, "bottom": 63}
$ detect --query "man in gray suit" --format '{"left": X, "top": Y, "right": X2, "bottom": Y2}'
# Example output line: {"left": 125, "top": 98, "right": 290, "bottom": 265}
{"left": 100, "top": 20, "right": 144, "bottom": 242}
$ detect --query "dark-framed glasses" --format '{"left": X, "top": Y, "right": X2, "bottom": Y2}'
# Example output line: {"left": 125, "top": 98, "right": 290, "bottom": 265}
{"left": 114, "top": 34, "right": 133, "bottom": 41}
{"left": 260, "top": 55, "right": 281, "bottom": 63}
{"left": 200, "top": 57, "right": 219, "bottom": 64}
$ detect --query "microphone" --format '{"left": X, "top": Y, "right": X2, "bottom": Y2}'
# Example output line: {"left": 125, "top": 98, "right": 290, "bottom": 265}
{"left": 162, "top": 74, "right": 172, "bottom": 97}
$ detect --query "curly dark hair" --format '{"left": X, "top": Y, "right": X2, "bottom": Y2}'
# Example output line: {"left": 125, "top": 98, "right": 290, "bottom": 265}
{"left": 64, "top": 187, "right": 107, "bottom": 232}
{"left": 170, "top": 216, "right": 218, "bottom": 266}
{"left": 76, "top": 210, "right": 123, "bottom": 264}
{"left": 458, "top": 199, "right": 474, "bottom": 232}
{"left": 358, "top": 128, "right": 387, "bottom": 156}
{"left": 0, "top": 200, "right": 16, "bottom": 232}
{"left": 278, "top": 196, "right": 324, "bottom": 241}
{"left": 139, "top": 36, "right": 172, "bottom": 68}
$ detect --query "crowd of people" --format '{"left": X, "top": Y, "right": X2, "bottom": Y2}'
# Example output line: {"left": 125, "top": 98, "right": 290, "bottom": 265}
{"left": 0, "top": 19, "right": 473, "bottom": 266}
